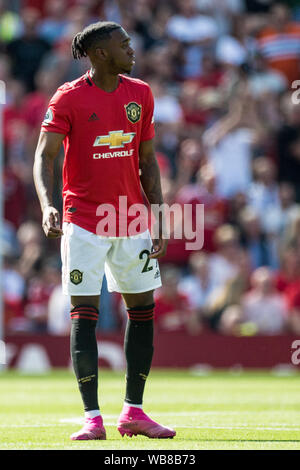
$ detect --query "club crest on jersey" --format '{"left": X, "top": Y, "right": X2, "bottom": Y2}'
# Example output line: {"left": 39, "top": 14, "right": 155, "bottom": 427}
{"left": 70, "top": 269, "right": 83, "bottom": 285}
{"left": 125, "top": 102, "right": 142, "bottom": 124}
{"left": 43, "top": 107, "right": 53, "bottom": 125}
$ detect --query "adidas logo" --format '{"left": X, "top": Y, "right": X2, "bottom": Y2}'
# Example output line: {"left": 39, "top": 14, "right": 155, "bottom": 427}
{"left": 88, "top": 112, "right": 99, "bottom": 121}
{"left": 154, "top": 270, "right": 160, "bottom": 279}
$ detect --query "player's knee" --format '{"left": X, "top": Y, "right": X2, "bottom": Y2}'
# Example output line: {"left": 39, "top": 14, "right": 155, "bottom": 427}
{"left": 123, "top": 290, "right": 154, "bottom": 308}
{"left": 71, "top": 295, "right": 99, "bottom": 310}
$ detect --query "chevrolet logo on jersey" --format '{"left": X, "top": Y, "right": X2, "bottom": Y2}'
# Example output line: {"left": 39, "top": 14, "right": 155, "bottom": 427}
{"left": 93, "top": 130, "right": 135, "bottom": 149}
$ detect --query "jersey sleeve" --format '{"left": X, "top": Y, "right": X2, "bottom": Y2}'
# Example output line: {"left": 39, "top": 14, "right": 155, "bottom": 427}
{"left": 141, "top": 85, "right": 155, "bottom": 142}
{"left": 41, "top": 88, "right": 71, "bottom": 135}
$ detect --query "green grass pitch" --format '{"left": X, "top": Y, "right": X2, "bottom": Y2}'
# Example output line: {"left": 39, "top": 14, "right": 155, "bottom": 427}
{"left": 1, "top": 369, "right": 300, "bottom": 450}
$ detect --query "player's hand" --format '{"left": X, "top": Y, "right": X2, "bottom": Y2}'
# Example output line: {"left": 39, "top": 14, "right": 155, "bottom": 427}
{"left": 42, "top": 205, "right": 63, "bottom": 238}
{"left": 149, "top": 237, "right": 168, "bottom": 259}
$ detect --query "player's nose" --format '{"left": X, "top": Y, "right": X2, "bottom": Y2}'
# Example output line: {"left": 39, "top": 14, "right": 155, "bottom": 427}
{"left": 128, "top": 46, "right": 135, "bottom": 57}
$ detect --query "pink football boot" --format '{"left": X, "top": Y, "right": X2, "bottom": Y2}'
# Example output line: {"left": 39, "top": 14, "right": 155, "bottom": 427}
{"left": 117, "top": 404, "right": 176, "bottom": 439}
{"left": 70, "top": 415, "right": 106, "bottom": 440}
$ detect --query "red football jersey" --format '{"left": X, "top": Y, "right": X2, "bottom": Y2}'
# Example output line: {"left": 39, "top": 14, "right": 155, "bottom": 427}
{"left": 41, "top": 71, "right": 155, "bottom": 236}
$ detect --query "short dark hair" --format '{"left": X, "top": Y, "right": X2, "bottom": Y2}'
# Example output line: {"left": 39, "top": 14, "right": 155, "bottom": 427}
{"left": 71, "top": 21, "right": 121, "bottom": 60}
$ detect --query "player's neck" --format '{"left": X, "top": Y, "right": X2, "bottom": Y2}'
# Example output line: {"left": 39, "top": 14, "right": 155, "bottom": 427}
{"left": 89, "top": 68, "right": 120, "bottom": 93}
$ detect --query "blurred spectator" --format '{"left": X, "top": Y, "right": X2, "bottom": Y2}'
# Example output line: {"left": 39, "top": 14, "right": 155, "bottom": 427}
{"left": 263, "top": 182, "right": 300, "bottom": 238}
{"left": 197, "top": 0, "right": 245, "bottom": 36}
{"left": 151, "top": 78, "right": 183, "bottom": 126}
{"left": 244, "top": 0, "right": 274, "bottom": 14}
{"left": 227, "top": 191, "right": 248, "bottom": 227}
{"left": 150, "top": 77, "right": 183, "bottom": 160}
{"left": 17, "top": 220, "right": 44, "bottom": 280}
{"left": 166, "top": 0, "right": 218, "bottom": 78}
{"left": 0, "top": 51, "right": 11, "bottom": 81}
{"left": 97, "top": 276, "right": 120, "bottom": 332}
{"left": 2, "top": 220, "right": 20, "bottom": 257}
{"left": 3, "top": 256, "right": 26, "bottom": 332}
{"left": 0, "top": 0, "right": 21, "bottom": 43}
{"left": 59, "top": 3, "right": 91, "bottom": 45}
{"left": 216, "top": 14, "right": 257, "bottom": 69}
{"left": 158, "top": 138, "right": 205, "bottom": 265}
{"left": 238, "top": 206, "right": 278, "bottom": 269}
{"left": 188, "top": 53, "right": 224, "bottom": 90}
{"left": 176, "top": 163, "right": 228, "bottom": 252}
{"left": 203, "top": 84, "right": 266, "bottom": 198}
{"left": 144, "top": 3, "right": 173, "bottom": 44}
{"left": 103, "top": 0, "right": 122, "bottom": 24}
{"left": 179, "top": 80, "right": 211, "bottom": 128}
{"left": 218, "top": 305, "right": 244, "bottom": 336}
{"left": 156, "top": 151, "right": 172, "bottom": 179}
{"left": 4, "top": 163, "right": 26, "bottom": 229}
{"left": 38, "top": 0, "right": 67, "bottom": 45}
{"left": 40, "top": 4, "right": 91, "bottom": 85}
{"left": 6, "top": 7, "right": 51, "bottom": 91}
{"left": 154, "top": 265, "right": 202, "bottom": 335}
{"left": 175, "top": 138, "right": 204, "bottom": 186}
{"left": 179, "top": 252, "right": 218, "bottom": 312}
{"left": 23, "top": 67, "right": 61, "bottom": 136}
{"left": 247, "top": 156, "right": 280, "bottom": 224}
{"left": 242, "top": 267, "right": 287, "bottom": 334}
{"left": 47, "top": 284, "right": 70, "bottom": 335}
{"left": 24, "top": 262, "right": 61, "bottom": 333}
{"left": 257, "top": 3, "right": 300, "bottom": 84}
{"left": 282, "top": 210, "right": 300, "bottom": 251}
{"left": 276, "top": 94, "right": 300, "bottom": 202}
{"left": 206, "top": 249, "right": 251, "bottom": 331}
{"left": 248, "top": 52, "right": 288, "bottom": 98}
{"left": 181, "top": 54, "right": 224, "bottom": 128}
{"left": 209, "top": 224, "right": 240, "bottom": 287}
{"left": 122, "top": 0, "right": 159, "bottom": 51}
{"left": 284, "top": 281, "right": 300, "bottom": 334}
{"left": 142, "top": 43, "right": 182, "bottom": 83}
{"left": 274, "top": 245, "right": 300, "bottom": 293}
{"left": 4, "top": 79, "right": 28, "bottom": 152}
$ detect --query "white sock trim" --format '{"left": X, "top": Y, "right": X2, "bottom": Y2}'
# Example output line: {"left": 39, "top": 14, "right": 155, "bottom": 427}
{"left": 124, "top": 402, "right": 143, "bottom": 409}
{"left": 85, "top": 410, "right": 101, "bottom": 418}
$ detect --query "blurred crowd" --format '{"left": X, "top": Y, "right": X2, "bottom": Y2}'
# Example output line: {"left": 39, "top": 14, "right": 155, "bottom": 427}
{"left": 2, "top": 0, "right": 300, "bottom": 337}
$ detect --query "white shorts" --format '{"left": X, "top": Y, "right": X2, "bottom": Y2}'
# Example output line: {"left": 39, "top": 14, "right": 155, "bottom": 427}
{"left": 61, "top": 222, "right": 162, "bottom": 296}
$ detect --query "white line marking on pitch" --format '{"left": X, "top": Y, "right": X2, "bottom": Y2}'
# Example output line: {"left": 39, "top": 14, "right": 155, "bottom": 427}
{"left": 178, "top": 425, "right": 300, "bottom": 431}
{"left": 2, "top": 420, "right": 300, "bottom": 432}
{"left": 59, "top": 410, "right": 300, "bottom": 421}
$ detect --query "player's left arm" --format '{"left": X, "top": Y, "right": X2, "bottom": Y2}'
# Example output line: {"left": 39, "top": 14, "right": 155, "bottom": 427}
{"left": 139, "top": 138, "right": 168, "bottom": 259}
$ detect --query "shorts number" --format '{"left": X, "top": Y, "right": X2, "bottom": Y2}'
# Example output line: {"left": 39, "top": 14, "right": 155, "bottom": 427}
{"left": 139, "top": 249, "right": 153, "bottom": 273}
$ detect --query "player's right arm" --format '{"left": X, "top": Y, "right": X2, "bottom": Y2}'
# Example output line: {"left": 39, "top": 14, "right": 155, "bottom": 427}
{"left": 33, "top": 131, "right": 65, "bottom": 238}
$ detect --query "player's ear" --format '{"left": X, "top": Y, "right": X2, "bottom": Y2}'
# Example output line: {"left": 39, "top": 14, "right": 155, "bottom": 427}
{"left": 95, "top": 47, "right": 108, "bottom": 61}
